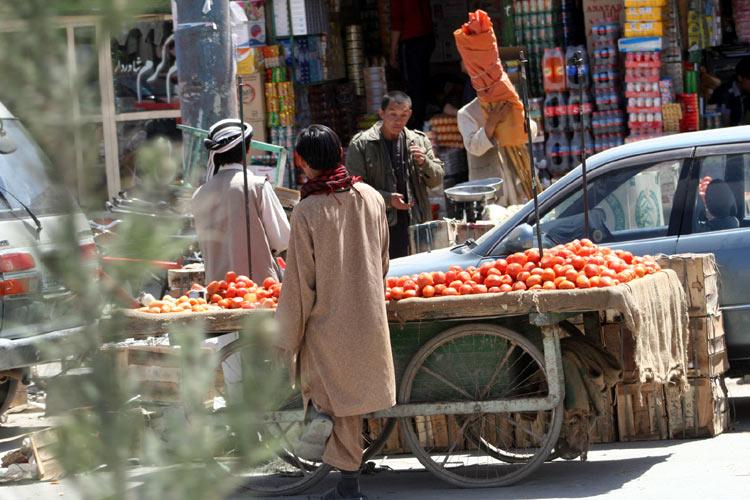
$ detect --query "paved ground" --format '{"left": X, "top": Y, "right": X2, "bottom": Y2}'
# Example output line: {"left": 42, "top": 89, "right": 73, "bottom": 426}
{"left": 2, "top": 380, "right": 750, "bottom": 500}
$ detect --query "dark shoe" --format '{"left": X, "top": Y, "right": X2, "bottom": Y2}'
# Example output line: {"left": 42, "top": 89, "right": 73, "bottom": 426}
{"left": 317, "top": 486, "right": 368, "bottom": 500}
{"left": 294, "top": 406, "right": 333, "bottom": 462}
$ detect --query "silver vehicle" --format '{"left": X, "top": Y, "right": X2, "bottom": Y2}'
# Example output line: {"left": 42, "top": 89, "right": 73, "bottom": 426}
{"left": 0, "top": 101, "right": 95, "bottom": 414}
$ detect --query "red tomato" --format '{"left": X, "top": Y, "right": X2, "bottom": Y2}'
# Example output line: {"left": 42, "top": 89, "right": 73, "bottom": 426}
{"left": 507, "top": 263, "right": 523, "bottom": 279}
{"left": 433, "top": 271, "right": 447, "bottom": 285}
{"left": 601, "top": 268, "right": 617, "bottom": 280}
{"left": 524, "top": 248, "right": 541, "bottom": 263}
{"left": 494, "top": 259, "right": 508, "bottom": 274}
{"left": 218, "top": 280, "right": 228, "bottom": 291}
{"left": 241, "top": 302, "right": 256, "bottom": 310}
{"left": 558, "top": 280, "right": 576, "bottom": 290}
{"left": 526, "top": 275, "right": 543, "bottom": 288}
{"left": 449, "top": 280, "right": 464, "bottom": 289}
{"left": 387, "top": 277, "right": 399, "bottom": 288}
{"left": 541, "top": 268, "right": 556, "bottom": 283}
{"left": 263, "top": 277, "right": 277, "bottom": 290}
{"left": 500, "top": 274, "right": 514, "bottom": 286}
{"left": 487, "top": 267, "right": 502, "bottom": 276}
{"left": 442, "top": 287, "right": 459, "bottom": 296}
{"left": 484, "top": 274, "right": 503, "bottom": 288}
{"left": 457, "top": 271, "right": 472, "bottom": 282}
{"left": 479, "top": 262, "right": 495, "bottom": 277}
{"left": 512, "top": 281, "right": 527, "bottom": 291}
{"left": 523, "top": 261, "right": 537, "bottom": 272}
{"left": 531, "top": 267, "right": 545, "bottom": 276}
{"left": 565, "top": 269, "right": 579, "bottom": 282}
{"left": 448, "top": 265, "right": 463, "bottom": 272}
{"left": 404, "top": 289, "right": 418, "bottom": 298}
{"left": 206, "top": 281, "right": 220, "bottom": 296}
{"left": 529, "top": 284, "right": 543, "bottom": 290}
{"left": 589, "top": 276, "right": 602, "bottom": 288}
{"left": 471, "top": 272, "right": 484, "bottom": 283}
{"left": 218, "top": 298, "right": 231, "bottom": 309}
{"left": 599, "top": 276, "right": 615, "bottom": 287}
{"left": 507, "top": 253, "right": 528, "bottom": 266}
{"left": 571, "top": 256, "right": 586, "bottom": 270}
{"left": 403, "top": 279, "right": 419, "bottom": 291}
{"left": 422, "top": 285, "right": 436, "bottom": 298}
{"left": 633, "top": 265, "right": 647, "bottom": 278}
{"left": 488, "top": 286, "right": 502, "bottom": 293}
{"left": 226, "top": 271, "right": 238, "bottom": 283}
{"left": 554, "top": 276, "right": 566, "bottom": 287}
{"left": 417, "top": 273, "right": 434, "bottom": 288}
{"left": 542, "top": 281, "right": 557, "bottom": 290}
{"left": 231, "top": 297, "right": 245, "bottom": 309}
{"left": 235, "top": 287, "right": 249, "bottom": 298}
{"left": 445, "top": 271, "right": 458, "bottom": 284}
{"left": 473, "top": 284, "right": 488, "bottom": 294}
{"left": 390, "top": 287, "right": 404, "bottom": 300}
{"left": 385, "top": 290, "right": 391, "bottom": 301}
{"left": 517, "top": 271, "right": 531, "bottom": 284}
{"left": 435, "top": 284, "right": 447, "bottom": 295}
{"left": 225, "top": 288, "right": 237, "bottom": 299}
{"left": 210, "top": 294, "right": 222, "bottom": 303}
{"left": 500, "top": 283, "right": 514, "bottom": 292}
{"left": 553, "top": 264, "right": 567, "bottom": 277}
{"left": 460, "top": 284, "right": 474, "bottom": 295}
{"left": 575, "top": 275, "right": 591, "bottom": 289}
{"left": 465, "top": 266, "right": 477, "bottom": 274}
{"left": 583, "top": 264, "right": 600, "bottom": 278}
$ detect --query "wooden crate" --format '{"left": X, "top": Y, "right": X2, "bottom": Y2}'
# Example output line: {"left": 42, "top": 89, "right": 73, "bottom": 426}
{"left": 665, "top": 377, "right": 730, "bottom": 439}
{"left": 687, "top": 314, "right": 730, "bottom": 378}
{"left": 599, "top": 321, "right": 638, "bottom": 383}
{"left": 616, "top": 382, "right": 668, "bottom": 442}
{"left": 655, "top": 253, "right": 719, "bottom": 317}
{"left": 105, "top": 345, "right": 223, "bottom": 403}
{"left": 590, "top": 388, "right": 617, "bottom": 444}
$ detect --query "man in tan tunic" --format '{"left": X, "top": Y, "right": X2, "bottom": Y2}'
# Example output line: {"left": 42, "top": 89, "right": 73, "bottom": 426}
{"left": 276, "top": 125, "right": 395, "bottom": 499}
{"left": 192, "top": 119, "right": 290, "bottom": 284}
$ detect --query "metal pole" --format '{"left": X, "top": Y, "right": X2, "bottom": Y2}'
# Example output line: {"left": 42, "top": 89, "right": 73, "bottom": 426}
{"left": 574, "top": 50, "right": 590, "bottom": 240}
{"left": 519, "top": 50, "right": 544, "bottom": 258}
{"left": 237, "top": 77, "right": 254, "bottom": 276}
{"left": 172, "top": 0, "right": 237, "bottom": 182}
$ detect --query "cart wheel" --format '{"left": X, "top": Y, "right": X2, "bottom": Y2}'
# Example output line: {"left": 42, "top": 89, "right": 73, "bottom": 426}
{"left": 213, "top": 338, "right": 395, "bottom": 496}
{"left": 398, "top": 323, "right": 563, "bottom": 488}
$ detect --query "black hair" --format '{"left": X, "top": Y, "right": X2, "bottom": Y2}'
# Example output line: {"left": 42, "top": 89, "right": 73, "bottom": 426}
{"left": 295, "top": 124, "right": 342, "bottom": 171}
{"left": 381, "top": 91, "right": 412, "bottom": 111}
{"left": 705, "top": 179, "right": 737, "bottom": 218}
{"left": 213, "top": 135, "right": 252, "bottom": 168}
{"left": 737, "top": 57, "right": 750, "bottom": 80}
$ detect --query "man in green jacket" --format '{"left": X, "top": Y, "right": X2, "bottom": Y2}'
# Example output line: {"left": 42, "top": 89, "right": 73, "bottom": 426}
{"left": 347, "top": 91, "right": 444, "bottom": 258}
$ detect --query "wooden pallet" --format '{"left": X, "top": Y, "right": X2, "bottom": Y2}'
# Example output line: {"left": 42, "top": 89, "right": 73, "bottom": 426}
{"left": 655, "top": 253, "right": 719, "bottom": 317}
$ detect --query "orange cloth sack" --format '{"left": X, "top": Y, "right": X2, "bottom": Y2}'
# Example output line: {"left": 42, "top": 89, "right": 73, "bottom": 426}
{"left": 454, "top": 10, "right": 527, "bottom": 147}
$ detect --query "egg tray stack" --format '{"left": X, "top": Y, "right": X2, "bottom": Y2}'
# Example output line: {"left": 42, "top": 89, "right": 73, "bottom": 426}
{"left": 429, "top": 115, "right": 463, "bottom": 150}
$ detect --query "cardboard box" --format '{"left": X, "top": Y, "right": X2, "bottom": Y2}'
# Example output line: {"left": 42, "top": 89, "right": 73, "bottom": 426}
{"left": 665, "top": 377, "right": 730, "bottom": 438}
{"left": 240, "top": 72, "right": 266, "bottom": 122}
{"left": 616, "top": 382, "right": 668, "bottom": 442}
{"left": 583, "top": 0, "right": 625, "bottom": 54}
{"left": 655, "top": 253, "right": 720, "bottom": 317}
{"left": 687, "top": 314, "right": 729, "bottom": 377}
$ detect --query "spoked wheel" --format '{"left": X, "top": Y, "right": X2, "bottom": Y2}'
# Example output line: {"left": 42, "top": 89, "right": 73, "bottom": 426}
{"left": 398, "top": 323, "right": 563, "bottom": 488}
{"left": 213, "top": 338, "right": 395, "bottom": 496}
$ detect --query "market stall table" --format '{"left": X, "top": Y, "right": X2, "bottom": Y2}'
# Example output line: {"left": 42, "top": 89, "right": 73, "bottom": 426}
{"left": 109, "top": 269, "right": 688, "bottom": 495}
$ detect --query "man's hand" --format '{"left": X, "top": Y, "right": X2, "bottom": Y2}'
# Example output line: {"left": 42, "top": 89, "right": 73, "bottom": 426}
{"left": 409, "top": 144, "right": 427, "bottom": 166}
{"left": 390, "top": 193, "right": 413, "bottom": 211}
{"left": 485, "top": 101, "right": 512, "bottom": 141}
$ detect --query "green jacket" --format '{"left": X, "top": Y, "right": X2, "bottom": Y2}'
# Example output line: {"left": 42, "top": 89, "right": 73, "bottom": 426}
{"left": 346, "top": 122, "right": 444, "bottom": 226}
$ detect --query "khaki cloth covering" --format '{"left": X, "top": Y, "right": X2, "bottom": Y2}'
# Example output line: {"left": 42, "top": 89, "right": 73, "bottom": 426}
{"left": 275, "top": 182, "right": 397, "bottom": 425}
{"left": 387, "top": 270, "right": 690, "bottom": 387}
{"left": 322, "top": 414, "right": 363, "bottom": 471}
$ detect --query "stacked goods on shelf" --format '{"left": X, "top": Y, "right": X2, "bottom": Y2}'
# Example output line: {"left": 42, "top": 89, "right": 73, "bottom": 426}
{"left": 514, "top": 0, "right": 561, "bottom": 97}
{"left": 662, "top": 0, "right": 684, "bottom": 95}
{"left": 428, "top": 115, "right": 463, "bottom": 149}
{"left": 656, "top": 254, "right": 730, "bottom": 438}
{"left": 306, "top": 81, "right": 359, "bottom": 144}
{"left": 542, "top": 45, "right": 593, "bottom": 178}
{"left": 679, "top": 65, "right": 700, "bottom": 132}
{"left": 660, "top": 78, "right": 681, "bottom": 133}
{"left": 590, "top": 23, "right": 625, "bottom": 153}
{"left": 345, "top": 25, "right": 365, "bottom": 96}
{"left": 619, "top": 2, "right": 664, "bottom": 143}
{"left": 735, "top": 0, "right": 750, "bottom": 43}
{"left": 363, "top": 63, "right": 387, "bottom": 115}
{"left": 686, "top": 0, "right": 722, "bottom": 51}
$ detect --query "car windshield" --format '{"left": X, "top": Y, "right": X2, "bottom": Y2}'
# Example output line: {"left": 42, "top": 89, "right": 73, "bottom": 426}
{"left": 0, "top": 119, "right": 74, "bottom": 217}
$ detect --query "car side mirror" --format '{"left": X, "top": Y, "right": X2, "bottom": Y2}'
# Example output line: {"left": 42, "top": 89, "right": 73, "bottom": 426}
{"left": 502, "top": 223, "right": 534, "bottom": 254}
{"left": 0, "top": 133, "right": 16, "bottom": 154}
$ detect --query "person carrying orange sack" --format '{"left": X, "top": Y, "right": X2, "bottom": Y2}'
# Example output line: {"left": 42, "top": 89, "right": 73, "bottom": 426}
{"left": 453, "top": 10, "right": 527, "bottom": 147}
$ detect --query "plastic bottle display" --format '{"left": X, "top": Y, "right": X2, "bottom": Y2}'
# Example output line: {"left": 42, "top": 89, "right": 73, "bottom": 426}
{"left": 544, "top": 92, "right": 568, "bottom": 132}
{"left": 546, "top": 132, "right": 571, "bottom": 176}
{"left": 542, "top": 47, "right": 567, "bottom": 92}
{"left": 565, "top": 45, "right": 589, "bottom": 90}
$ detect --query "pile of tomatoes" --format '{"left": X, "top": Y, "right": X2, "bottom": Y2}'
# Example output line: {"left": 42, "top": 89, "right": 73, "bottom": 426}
{"left": 204, "top": 271, "right": 280, "bottom": 310}
{"left": 136, "top": 271, "right": 281, "bottom": 314}
{"left": 385, "top": 239, "right": 661, "bottom": 301}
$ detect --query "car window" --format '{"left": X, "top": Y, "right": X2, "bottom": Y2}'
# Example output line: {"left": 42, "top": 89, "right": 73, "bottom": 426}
{"left": 692, "top": 153, "right": 750, "bottom": 233}
{"left": 0, "top": 119, "right": 74, "bottom": 218}
{"left": 538, "top": 159, "right": 683, "bottom": 244}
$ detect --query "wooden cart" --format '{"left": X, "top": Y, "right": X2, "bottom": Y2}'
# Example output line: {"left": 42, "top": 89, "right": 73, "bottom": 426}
{"left": 117, "top": 270, "right": 686, "bottom": 496}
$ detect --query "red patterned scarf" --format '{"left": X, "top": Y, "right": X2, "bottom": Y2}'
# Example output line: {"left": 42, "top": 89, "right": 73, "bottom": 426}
{"left": 300, "top": 164, "right": 362, "bottom": 200}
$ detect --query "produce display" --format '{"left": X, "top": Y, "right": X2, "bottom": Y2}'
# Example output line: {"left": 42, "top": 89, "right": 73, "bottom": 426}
{"left": 385, "top": 240, "right": 661, "bottom": 301}
{"left": 135, "top": 272, "right": 280, "bottom": 314}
